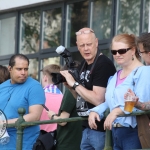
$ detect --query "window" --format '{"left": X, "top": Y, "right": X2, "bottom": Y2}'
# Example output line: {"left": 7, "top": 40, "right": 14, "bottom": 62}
{"left": 116, "top": 0, "right": 141, "bottom": 35}
{"left": 42, "top": 8, "right": 62, "bottom": 49}
{"left": 65, "top": 1, "right": 88, "bottom": 47}
{"left": 28, "top": 58, "right": 39, "bottom": 79}
{"left": 143, "top": 0, "right": 150, "bottom": 32}
{"left": 71, "top": 51, "right": 83, "bottom": 62}
{"left": 91, "top": 0, "right": 112, "bottom": 40}
{"left": 0, "top": 15, "right": 16, "bottom": 55}
{"left": 20, "top": 11, "right": 41, "bottom": 54}
{"left": 100, "top": 49, "right": 111, "bottom": 59}
{"left": 41, "top": 57, "right": 60, "bottom": 68}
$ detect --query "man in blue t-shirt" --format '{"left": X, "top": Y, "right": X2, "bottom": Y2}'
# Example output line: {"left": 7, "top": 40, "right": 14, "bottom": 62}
{"left": 0, "top": 54, "right": 45, "bottom": 150}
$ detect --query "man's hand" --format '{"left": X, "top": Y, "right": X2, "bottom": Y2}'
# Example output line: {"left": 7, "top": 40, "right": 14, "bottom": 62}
{"left": 47, "top": 110, "right": 56, "bottom": 119}
{"left": 88, "top": 112, "right": 100, "bottom": 130}
{"left": 60, "top": 70, "right": 75, "bottom": 87}
{"left": 47, "top": 110, "right": 70, "bottom": 126}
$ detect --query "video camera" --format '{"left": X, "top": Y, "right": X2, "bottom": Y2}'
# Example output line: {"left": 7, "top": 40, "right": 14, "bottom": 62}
{"left": 51, "top": 45, "right": 80, "bottom": 85}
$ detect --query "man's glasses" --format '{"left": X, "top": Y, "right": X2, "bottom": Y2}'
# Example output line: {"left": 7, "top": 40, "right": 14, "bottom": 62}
{"left": 138, "top": 50, "right": 147, "bottom": 56}
{"left": 75, "top": 30, "right": 94, "bottom": 35}
{"left": 111, "top": 48, "right": 132, "bottom": 55}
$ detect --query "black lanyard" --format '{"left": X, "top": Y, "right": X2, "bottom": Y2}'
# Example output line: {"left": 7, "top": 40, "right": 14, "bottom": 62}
{"left": 2, "top": 86, "right": 16, "bottom": 111}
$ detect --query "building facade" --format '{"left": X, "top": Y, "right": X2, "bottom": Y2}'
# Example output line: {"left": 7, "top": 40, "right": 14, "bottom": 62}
{"left": 0, "top": 0, "right": 150, "bottom": 82}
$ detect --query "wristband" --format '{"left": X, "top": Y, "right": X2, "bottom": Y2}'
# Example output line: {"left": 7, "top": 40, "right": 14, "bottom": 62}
{"left": 51, "top": 114, "right": 58, "bottom": 120}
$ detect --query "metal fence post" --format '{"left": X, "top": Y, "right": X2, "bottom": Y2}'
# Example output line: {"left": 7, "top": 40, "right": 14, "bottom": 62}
{"left": 104, "top": 129, "right": 113, "bottom": 150}
{"left": 104, "top": 109, "right": 112, "bottom": 150}
{"left": 15, "top": 108, "right": 26, "bottom": 150}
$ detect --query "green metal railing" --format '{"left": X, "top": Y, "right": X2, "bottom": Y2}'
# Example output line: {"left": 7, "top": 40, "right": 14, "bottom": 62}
{"left": 7, "top": 108, "right": 150, "bottom": 150}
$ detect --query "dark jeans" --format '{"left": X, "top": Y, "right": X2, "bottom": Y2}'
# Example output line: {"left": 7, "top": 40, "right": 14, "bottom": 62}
{"left": 112, "top": 127, "right": 141, "bottom": 150}
{"left": 80, "top": 128, "right": 105, "bottom": 150}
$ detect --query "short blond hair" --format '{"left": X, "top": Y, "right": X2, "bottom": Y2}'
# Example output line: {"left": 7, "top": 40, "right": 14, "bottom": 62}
{"left": 42, "top": 64, "right": 60, "bottom": 77}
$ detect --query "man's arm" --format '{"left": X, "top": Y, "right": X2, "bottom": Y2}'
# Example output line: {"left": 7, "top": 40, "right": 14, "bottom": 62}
{"left": 60, "top": 70, "right": 105, "bottom": 106}
{"left": 135, "top": 101, "right": 150, "bottom": 111}
{"left": 47, "top": 110, "right": 70, "bottom": 126}
{"left": 7, "top": 105, "right": 43, "bottom": 124}
{"left": 75, "top": 85, "right": 106, "bottom": 106}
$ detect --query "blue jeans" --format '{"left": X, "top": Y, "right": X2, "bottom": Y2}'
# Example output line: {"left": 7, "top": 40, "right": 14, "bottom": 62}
{"left": 80, "top": 128, "right": 105, "bottom": 150}
{"left": 112, "top": 127, "right": 141, "bottom": 150}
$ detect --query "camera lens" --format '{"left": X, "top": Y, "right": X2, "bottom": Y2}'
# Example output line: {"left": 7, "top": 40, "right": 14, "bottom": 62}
{"left": 51, "top": 73, "right": 66, "bottom": 85}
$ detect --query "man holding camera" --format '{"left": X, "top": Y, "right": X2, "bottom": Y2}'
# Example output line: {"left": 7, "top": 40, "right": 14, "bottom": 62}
{"left": 60, "top": 27, "right": 116, "bottom": 150}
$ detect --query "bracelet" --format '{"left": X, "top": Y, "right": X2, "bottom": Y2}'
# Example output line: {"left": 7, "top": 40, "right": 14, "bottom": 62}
{"left": 51, "top": 114, "right": 58, "bottom": 120}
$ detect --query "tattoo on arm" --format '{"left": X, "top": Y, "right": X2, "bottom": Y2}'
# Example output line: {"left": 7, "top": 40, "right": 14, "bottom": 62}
{"left": 145, "top": 101, "right": 150, "bottom": 110}
{"left": 135, "top": 101, "right": 150, "bottom": 110}
{"left": 135, "top": 101, "right": 146, "bottom": 110}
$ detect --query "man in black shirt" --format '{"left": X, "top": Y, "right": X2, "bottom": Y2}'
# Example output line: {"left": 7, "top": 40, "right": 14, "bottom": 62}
{"left": 60, "top": 27, "right": 116, "bottom": 150}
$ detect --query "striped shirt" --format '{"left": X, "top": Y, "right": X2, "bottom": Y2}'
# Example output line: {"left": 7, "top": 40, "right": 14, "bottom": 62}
{"left": 43, "top": 84, "right": 62, "bottom": 94}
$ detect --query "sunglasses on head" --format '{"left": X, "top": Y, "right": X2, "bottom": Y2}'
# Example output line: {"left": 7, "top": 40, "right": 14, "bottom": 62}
{"left": 75, "top": 30, "right": 94, "bottom": 35}
{"left": 111, "top": 47, "right": 132, "bottom": 55}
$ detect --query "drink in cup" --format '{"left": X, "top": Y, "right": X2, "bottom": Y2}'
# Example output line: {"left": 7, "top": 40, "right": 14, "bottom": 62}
{"left": 124, "top": 94, "right": 136, "bottom": 112}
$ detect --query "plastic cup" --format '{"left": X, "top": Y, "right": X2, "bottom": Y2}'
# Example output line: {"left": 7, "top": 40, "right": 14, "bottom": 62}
{"left": 124, "top": 95, "right": 136, "bottom": 112}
